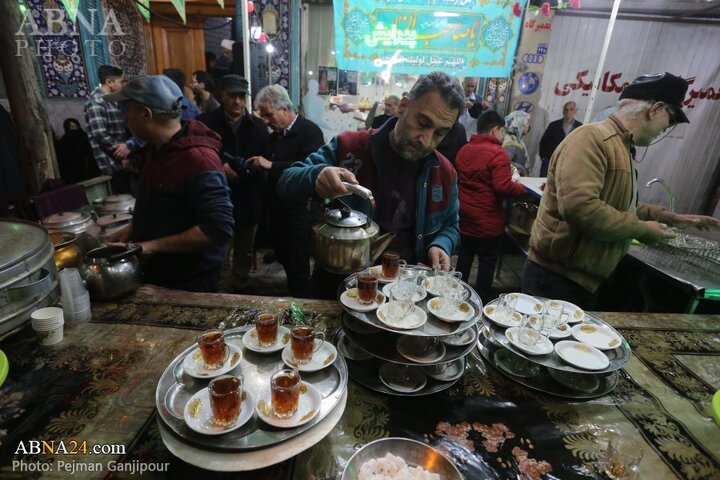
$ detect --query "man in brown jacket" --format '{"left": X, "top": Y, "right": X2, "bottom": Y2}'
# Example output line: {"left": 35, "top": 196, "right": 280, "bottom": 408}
{"left": 522, "top": 73, "right": 720, "bottom": 308}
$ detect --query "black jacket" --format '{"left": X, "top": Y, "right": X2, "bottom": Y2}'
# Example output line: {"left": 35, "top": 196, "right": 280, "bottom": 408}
{"left": 267, "top": 115, "right": 325, "bottom": 216}
{"left": 437, "top": 122, "right": 467, "bottom": 165}
{"left": 539, "top": 118, "right": 582, "bottom": 160}
{"left": 196, "top": 107, "right": 271, "bottom": 227}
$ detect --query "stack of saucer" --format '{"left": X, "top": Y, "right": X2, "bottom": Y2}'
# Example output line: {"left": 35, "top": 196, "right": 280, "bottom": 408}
{"left": 59, "top": 268, "right": 92, "bottom": 324}
{"left": 30, "top": 307, "right": 65, "bottom": 346}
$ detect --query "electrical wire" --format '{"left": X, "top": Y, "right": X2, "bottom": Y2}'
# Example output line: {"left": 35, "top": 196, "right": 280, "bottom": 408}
{"left": 131, "top": 0, "right": 235, "bottom": 31}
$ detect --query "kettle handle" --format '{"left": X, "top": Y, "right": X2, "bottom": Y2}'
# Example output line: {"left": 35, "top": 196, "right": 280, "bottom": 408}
{"left": 107, "top": 243, "right": 143, "bottom": 262}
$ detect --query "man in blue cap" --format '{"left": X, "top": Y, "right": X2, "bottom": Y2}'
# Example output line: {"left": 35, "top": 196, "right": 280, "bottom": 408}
{"left": 523, "top": 72, "right": 720, "bottom": 308}
{"left": 105, "top": 75, "right": 234, "bottom": 292}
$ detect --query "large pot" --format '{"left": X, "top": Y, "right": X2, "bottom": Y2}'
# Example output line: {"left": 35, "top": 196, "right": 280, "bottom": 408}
{"left": 96, "top": 213, "right": 133, "bottom": 242}
{"left": 313, "top": 206, "right": 394, "bottom": 274}
{"left": 41, "top": 210, "right": 100, "bottom": 252}
{"left": 81, "top": 245, "right": 142, "bottom": 301}
{"left": 48, "top": 232, "right": 84, "bottom": 269}
{"left": 97, "top": 194, "right": 135, "bottom": 215}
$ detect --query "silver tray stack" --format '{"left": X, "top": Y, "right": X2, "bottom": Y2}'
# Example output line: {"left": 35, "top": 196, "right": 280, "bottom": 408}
{"left": 155, "top": 325, "right": 348, "bottom": 451}
{"left": 336, "top": 267, "right": 482, "bottom": 396}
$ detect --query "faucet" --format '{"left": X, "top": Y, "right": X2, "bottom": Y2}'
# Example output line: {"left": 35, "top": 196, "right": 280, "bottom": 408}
{"left": 646, "top": 178, "right": 675, "bottom": 213}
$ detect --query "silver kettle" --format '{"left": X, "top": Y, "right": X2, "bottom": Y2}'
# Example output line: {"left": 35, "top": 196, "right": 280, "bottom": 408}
{"left": 80, "top": 245, "right": 142, "bottom": 301}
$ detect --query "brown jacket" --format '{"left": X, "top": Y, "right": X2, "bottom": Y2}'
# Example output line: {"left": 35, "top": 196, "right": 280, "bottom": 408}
{"left": 528, "top": 115, "right": 673, "bottom": 292}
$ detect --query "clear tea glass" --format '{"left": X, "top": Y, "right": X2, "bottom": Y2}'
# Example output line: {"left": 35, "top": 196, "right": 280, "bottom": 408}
{"left": 603, "top": 436, "right": 643, "bottom": 480}
{"left": 291, "top": 325, "right": 325, "bottom": 364}
{"left": 357, "top": 274, "right": 378, "bottom": 305}
{"left": 255, "top": 313, "right": 279, "bottom": 347}
{"left": 270, "top": 368, "right": 301, "bottom": 418}
{"left": 209, "top": 374, "right": 242, "bottom": 426}
{"left": 381, "top": 251, "right": 401, "bottom": 280}
{"left": 197, "top": 329, "right": 227, "bottom": 369}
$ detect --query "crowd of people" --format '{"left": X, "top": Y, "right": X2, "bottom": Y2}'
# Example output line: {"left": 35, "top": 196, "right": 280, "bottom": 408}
{"left": 55, "top": 65, "right": 718, "bottom": 309}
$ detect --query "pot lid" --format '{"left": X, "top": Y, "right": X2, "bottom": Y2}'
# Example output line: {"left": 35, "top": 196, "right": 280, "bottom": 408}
{"left": 104, "top": 194, "right": 134, "bottom": 203}
{"left": 0, "top": 220, "right": 49, "bottom": 273}
{"left": 97, "top": 213, "right": 133, "bottom": 228}
{"left": 41, "top": 211, "right": 89, "bottom": 228}
{"left": 324, "top": 207, "right": 368, "bottom": 228}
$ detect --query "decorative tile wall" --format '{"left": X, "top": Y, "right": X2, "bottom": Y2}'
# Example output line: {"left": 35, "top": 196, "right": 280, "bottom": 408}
{"left": 101, "top": 0, "right": 149, "bottom": 80}
{"left": 256, "top": 0, "right": 290, "bottom": 89}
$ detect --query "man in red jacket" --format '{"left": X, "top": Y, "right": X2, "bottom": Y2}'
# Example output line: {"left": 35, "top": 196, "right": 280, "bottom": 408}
{"left": 455, "top": 111, "right": 526, "bottom": 303}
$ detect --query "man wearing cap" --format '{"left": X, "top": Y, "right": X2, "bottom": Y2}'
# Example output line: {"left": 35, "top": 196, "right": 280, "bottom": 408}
{"left": 523, "top": 72, "right": 720, "bottom": 308}
{"left": 105, "top": 75, "right": 234, "bottom": 292}
{"left": 196, "top": 74, "right": 270, "bottom": 293}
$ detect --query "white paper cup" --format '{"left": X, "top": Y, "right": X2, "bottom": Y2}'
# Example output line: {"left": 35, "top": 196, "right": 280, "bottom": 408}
{"left": 31, "top": 307, "right": 64, "bottom": 322}
{"left": 33, "top": 322, "right": 64, "bottom": 346}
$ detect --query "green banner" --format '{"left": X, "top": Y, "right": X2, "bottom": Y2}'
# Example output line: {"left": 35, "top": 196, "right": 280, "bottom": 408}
{"left": 60, "top": 0, "right": 80, "bottom": 22}
{"left": 171, "top": 0, "right": 187, "bottom": 24}
{"left": 334, "top": 0, "right": 522, "bottom": 77}
{"left": 135, "top": 0, "right": 151, "bottom": 23}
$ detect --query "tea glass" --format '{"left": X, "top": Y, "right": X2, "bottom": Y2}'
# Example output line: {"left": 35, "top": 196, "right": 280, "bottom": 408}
{"left": 544, "top": 300, "right": 565, "bottom": 329}
{"left": 209, "top": 374, "right": 242, "bottom": 426}
{"left": 197, "top": 329, "right": 227, "bottom": 370}
{"left": 402, "top": 336, "right": 439, "bottom": 356}
{"left": 381, "top": 251, "right": 401, "bottom": 280}
{"left": 387, "top": 285, "right": 414, "bottom": 321}
{"left": 255, "top": 313, "right": 279, "bottom": 347}
{"left": 270, "top": 368, "right": 301, "bottom": 419}
{"left": 291, "top": 325, "right": 325, "bottom": 364}
{"left": 357, "top": 274, "right": 379, "bottom": 305}
{"left": 603, "top": 436, "right": 643, "bottom": 480}
{"left": 439, "top": 277, "right": 469, "bottom": 316}
{"left": 496, "top": 293, "right": 518, "bottom": 324}
{"left": 518, "top": 314, "right": 549, "bottom": 347}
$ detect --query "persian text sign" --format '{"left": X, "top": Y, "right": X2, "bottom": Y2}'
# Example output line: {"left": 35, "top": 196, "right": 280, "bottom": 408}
{"left": 334, "top": 0, "right": 522, "bottom": 77}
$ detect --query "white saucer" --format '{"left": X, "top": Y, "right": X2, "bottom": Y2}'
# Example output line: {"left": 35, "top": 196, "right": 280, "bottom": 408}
{"left": 367, "top": 265, "right": 398, "bottom": 283}
{"left": 340, "top": 289, "right": 386, "bottom": 312}
{"left": 425, "top": 358, "right": 464, "bottom": 382}
{"left": 505, "top": 326, "right": 554, "bottom": 356}
{"left": 548, "top": 323, "right": 573, "bottom": 340}
{"left": 281, "top": 342, "right": 338, "bottom": 372}
{"left": 395, "top": 336, "right": 446, "bottom": 363}
{"left": 483, "top": 302, "right": 523, "bottom": 328}
{"left": 427, "top": 297, "right": 475, "bottom": 323}
{"left": 382, "top": 282, "right": 427, "bottom": 303}
{"left": 558, "top": 300, "right": 585, "bottom": 323}
{"left": 182, "top": 344, "right": 243, "bottom": 379}
{"left": 509, "top": 293, "right": 544, "bottom": 315}
{"left": 242, "top": 326, "right": 291, "bottom": 353}
{"left": 336, "top": 334, "right": 372, "bottom": 361}
{"left": 255, "top": 382, "right": 321, "bottom": 428}
{"left": 440, "top": 328, "right": 477, "bottom": 346}
{"left": 376, "top": 303, "right": 427, "bottom": 330}
{"left": 554, "top": 340, "right": 610, "bottom": 370}
{"left": 183, "top": 388, "right": 254, "bottom": 435}
{"left": 571, "top": 323, "right": 623, "bottom": 350}
{"left": 378, "top": 363, "right": 427, "bottom": 393}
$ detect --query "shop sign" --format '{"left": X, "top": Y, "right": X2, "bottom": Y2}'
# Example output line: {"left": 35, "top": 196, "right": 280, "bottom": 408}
{"left": 334, "top": 0, "right": 522, "bottom": 77}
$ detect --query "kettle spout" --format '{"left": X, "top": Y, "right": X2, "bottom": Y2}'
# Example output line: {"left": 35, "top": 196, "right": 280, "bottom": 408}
{"left": 370, "top": 232, "right": 396, "bottom": 263}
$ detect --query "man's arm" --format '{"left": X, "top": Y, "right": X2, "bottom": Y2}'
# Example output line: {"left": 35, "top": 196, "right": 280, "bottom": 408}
{"left": 266, "top": 123, "right": 326, "bottom": 179}
{"left": 85, "top": 103, "right": 118, "bottom": 153}
{"left": 136, "top": 225, "right": 213, "bottom": 254}
{"left": 277, "top": 137, "right": 342, "bottom": 198}
{"left": 490, "top": 150, "right": 526, "bottom": 197}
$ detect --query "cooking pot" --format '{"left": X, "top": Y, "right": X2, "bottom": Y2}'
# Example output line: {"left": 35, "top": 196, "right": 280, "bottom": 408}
{"left": 48, "top": 232, "right": 83, "bottom": 269}
{"left": 41, "top": 210, "right": 100, "bottom": 252}
{"left": 96, "top": 213, "right": 133, "bottom": 242}
{"left": 81, "top": 244, "right": 142, "bottom": 301}
{"left": 97, "top": 194, "right": 135, "bottom": 215}
{"left": 313, "top": 183, "right": 395, "bottom": 274}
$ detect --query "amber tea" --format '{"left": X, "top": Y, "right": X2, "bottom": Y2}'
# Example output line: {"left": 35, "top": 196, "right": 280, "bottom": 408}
{"left": 270, "top": 369, "right": 301, "bottom": 418}
{"left": 197, "top": 329, "right": 226, "bottom": 369}
{"left": 291, "top": 326, "right": 325, "bottom": 364}
{"left": 357, "top": 274, "right": 378, "bottom": 305}
{"left": 255, "top": 313, "right": 278, "bottom": 347}
{"left": 381, "top": 251, "right": 400, "bottom": 279}
{"left": 209, "top": 375, "right": 242, "bottom": 426}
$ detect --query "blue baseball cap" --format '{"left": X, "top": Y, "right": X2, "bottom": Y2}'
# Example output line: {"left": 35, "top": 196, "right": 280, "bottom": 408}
{"left": 104, "top": 75, "right": 184, "bottom": 112}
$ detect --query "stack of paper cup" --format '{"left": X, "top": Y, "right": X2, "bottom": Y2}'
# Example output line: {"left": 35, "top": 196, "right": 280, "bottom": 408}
{"left": 31, "top": 307, "right": 64, "bottom": 346}
{"left": 58, "top": 268, "right": 92, "bottom": 324}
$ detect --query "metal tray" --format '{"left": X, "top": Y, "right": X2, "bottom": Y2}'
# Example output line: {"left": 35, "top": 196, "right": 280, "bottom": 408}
{"left": 155, "top": 326, "right": 348, "bottom": 452}
{"left": 341, "top": 282, "right": 482, "bottom": 338}
{"left": 342, "top": 316, "right": 478, "bottom": 366}
{"left": 481, "top": 313, "right": 631, "bottom": 374}
{"left": 344, "top": 353, "right": 464, "bottom": 397}
{"left": 477, "top": 334, "right": 618, "bottom": 399}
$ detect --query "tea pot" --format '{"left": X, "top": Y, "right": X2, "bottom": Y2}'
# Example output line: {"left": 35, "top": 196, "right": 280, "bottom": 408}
{"left": 313, "top": 183, "right": 395, "bottom": 274}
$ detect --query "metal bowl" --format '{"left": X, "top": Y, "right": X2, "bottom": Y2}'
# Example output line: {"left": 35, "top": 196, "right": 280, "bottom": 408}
{"left": 342, "top": 437, "right": 462, "bottom": 479}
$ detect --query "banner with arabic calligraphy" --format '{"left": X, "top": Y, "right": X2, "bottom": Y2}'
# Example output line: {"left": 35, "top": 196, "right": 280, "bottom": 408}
{"left": 334, "top": 0, "right": 522, "bottom": 77}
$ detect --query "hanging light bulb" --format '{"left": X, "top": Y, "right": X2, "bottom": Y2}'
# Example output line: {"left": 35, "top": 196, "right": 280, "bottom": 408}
{"left": 247, "top": 1, "right": 254, "bottom": 14}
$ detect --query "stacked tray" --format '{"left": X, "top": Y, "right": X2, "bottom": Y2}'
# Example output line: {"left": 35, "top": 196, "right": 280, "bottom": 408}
{"left": 336, "top": 267, "right": 482, "bottom": 396}
{"left": 156, "top": 325, "right": 348, "bottom": 451}
{"left": 479, "top": 294, "right": 629, "bottom": 399}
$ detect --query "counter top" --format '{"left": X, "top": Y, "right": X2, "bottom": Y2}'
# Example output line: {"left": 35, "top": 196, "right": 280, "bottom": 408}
{"left": 0, "top": 286, "right": 718, "bottom": 479}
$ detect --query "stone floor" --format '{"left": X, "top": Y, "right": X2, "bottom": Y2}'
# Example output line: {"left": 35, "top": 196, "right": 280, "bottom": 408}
{"left": 219, "top": 248, "right": 526, "bottom": 301}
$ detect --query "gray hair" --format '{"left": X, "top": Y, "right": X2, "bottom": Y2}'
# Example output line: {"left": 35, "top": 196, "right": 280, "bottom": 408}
{"left": 254, "top": 84, "right": 295, "bottom": 111}
{"left": 408, "top": 71, "right": 464, "bottom": 118}
{"left": 386, "top": 95, "right": 400, "bottom": 104}
{"left": 616, "top": 98, "right": 654, "bottom": 120}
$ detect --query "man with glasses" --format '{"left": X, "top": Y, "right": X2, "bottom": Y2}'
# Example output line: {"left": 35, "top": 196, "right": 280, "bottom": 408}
{"left": 522, "top": 72, "right": 720, "bottom": 308}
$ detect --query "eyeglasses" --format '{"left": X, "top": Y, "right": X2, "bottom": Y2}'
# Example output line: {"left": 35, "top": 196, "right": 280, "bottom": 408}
{"left": 661, "top": 103, "right": 678, "bottom": 126}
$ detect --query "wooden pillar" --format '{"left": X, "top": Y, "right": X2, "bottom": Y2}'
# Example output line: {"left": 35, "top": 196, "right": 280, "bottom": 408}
{"left": 0, "top": 2, "right": 58, "bottom": 194}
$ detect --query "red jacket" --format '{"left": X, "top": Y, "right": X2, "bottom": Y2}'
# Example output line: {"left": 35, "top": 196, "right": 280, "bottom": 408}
{"left": 456, "top": 134, "right": 526, "bottom": 238}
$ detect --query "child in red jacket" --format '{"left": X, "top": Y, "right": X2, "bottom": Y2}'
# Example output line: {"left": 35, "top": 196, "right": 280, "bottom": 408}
{"left": 455, "top": 111, "right": 526, "bottom": 303}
